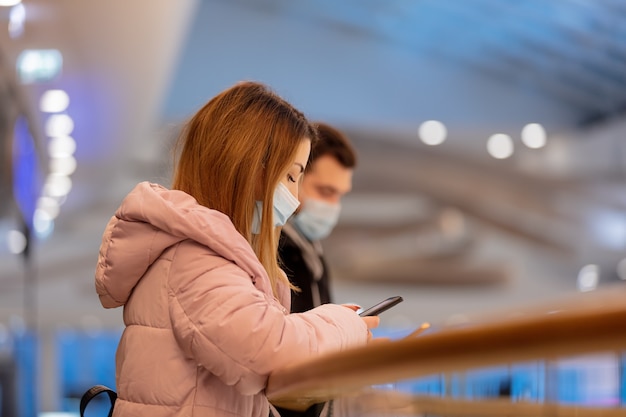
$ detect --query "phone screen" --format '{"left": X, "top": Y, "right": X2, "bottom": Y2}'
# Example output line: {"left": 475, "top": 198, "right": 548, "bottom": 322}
{"left": 358, "top": 296, "right": 403, "bottom": 317}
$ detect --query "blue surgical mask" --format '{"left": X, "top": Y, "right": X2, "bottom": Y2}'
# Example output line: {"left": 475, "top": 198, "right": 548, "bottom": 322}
{"left": 252, "top": 182, "right": 300, "bottom": 234}
{"left": 293, "top": 198, "right": 341, "bottom": 241}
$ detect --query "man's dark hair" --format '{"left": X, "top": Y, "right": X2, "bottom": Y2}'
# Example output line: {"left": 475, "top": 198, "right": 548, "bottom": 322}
{"left": 307, "top": 122, "right": 357, "bottom": 171}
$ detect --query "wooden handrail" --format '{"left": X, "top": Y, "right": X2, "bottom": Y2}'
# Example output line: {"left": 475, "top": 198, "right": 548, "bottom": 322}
{"left": 267, "top": 285, "right": 626, "bottom": 412}
{"left": 409, "top": 396, "right": 626, "bottom": 417}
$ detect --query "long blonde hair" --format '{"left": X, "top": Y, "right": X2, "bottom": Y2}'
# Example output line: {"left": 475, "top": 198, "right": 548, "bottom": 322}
{"left": 172, "top": 81, "right": 316, "bottom": 296}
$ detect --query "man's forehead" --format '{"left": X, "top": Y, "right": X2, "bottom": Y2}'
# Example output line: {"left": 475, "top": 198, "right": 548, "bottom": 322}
{"left": 309, "top": 155, "right": 351, "bottom": 173}
{"left": 306, "top": 168, "right": 353, "bottom": 194}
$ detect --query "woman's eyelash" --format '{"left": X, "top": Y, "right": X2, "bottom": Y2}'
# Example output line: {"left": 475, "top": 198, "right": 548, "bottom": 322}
{"left": 288, "top": 174, "right": 296, "bottom": 183}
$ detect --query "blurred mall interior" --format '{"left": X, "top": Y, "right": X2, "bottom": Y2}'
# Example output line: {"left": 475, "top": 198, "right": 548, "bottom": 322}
{"left": 1, "top": 0, "right": 626, "bottom": 415}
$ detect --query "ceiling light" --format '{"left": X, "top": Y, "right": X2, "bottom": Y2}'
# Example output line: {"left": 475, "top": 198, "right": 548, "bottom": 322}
{"left": 521, "top": 123, "right": 547, "bottom": 149}
{"left": 43, "top": 174, "right": 72, "bottom": 198}
{"left": 36, "top": 196, "right": 60, "bottom": 219}
{"left": 45, "top": 114, "right": 74, "bottom": 137}
{"left": 8, "top": 3, "right": 25, "bottom": 38}
{"left": 33, "top": 209, "right": 54, "bottom": 239}
{"left": 40, "top": 89, "right": 70, "bottom": 113}
{"left": 17, "top": 49, "right": 63, "bottom": 84}
{"left": 577, "top": 264, "right": 599, "bottom": 292}
{"left": 49, "top": 155, "right": 77, "bottom": 176}
{"left": 617, "top": 259, "right": 626, "bottom": 280}
{"left": 486, "top": 134, "right": 514, "bottom": 159}
{"left": 7, "top": 229, "right": 27, "bottom": 254}
{"left": 418, "top": 120, "right": 447, "bottom": 145}
{"left": 48, "top": 136, "right": 76, "bottom": 158}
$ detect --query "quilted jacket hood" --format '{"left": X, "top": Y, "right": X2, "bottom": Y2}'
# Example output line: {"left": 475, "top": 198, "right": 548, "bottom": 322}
{"left": 95, "top": 181, "right": 270, "bottom": 309}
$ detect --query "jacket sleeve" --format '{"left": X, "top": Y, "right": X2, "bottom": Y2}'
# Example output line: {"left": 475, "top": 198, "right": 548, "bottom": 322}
{"left": 167, "top": 241, "right": 368, "bottom": 396}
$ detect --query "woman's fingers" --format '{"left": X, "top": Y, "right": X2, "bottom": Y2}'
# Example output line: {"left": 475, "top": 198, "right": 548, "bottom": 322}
{"left": 369, "top": 337, "right": 391, "bottom": 345}
{"left": 361, "top": 315, "right": 380, "bottom": 330}
{"left": 361, "top": 316, "right": 380, "bottom": 343}
{"left": 341, "top": 303, "right": 361, "bottom": 312}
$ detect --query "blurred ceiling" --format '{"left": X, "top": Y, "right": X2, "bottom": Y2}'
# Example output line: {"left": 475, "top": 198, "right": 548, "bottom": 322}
{"left": 1, "top": 0, "right": 626, "bottom": 327}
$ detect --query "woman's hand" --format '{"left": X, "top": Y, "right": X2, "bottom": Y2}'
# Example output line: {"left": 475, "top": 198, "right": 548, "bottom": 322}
{"left": 341, "top": 304, "right": 380, "bottom": 343}
{"left": 361, "top": 315, "right": 380, "bottom": 342}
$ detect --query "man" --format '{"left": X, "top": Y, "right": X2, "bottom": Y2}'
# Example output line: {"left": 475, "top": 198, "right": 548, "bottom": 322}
{"left": 279, "top": 121, "right": 356, "bottom": 313}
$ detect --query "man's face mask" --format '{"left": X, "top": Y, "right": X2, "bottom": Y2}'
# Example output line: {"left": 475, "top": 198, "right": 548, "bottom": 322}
{"left": 293, "top": 198, "right": 341, "bottom": 241}
{"left": 252, "top": 182, "right": 300, "bottom": 234}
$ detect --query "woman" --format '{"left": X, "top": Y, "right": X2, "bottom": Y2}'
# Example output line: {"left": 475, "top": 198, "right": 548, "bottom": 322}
{"left": 94, "top": 81, "right": 378, "bottom": 417}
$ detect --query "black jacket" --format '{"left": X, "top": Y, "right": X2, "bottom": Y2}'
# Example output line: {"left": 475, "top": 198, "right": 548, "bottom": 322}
{"left": 275, "top": 222, "right": 332, "bottom": 417}
{"left": 278, "top": 222, "right": 331, "bottom": 313}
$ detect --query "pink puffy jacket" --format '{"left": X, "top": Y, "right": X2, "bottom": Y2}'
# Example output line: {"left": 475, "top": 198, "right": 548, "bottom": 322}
{"left": 95, "top": 182, "right": 367, "bottom": 417}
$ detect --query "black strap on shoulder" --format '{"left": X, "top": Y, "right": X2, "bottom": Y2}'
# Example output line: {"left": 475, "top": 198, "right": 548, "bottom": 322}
{"left": 80, "top": 385, "right": 117, "bottom": 417}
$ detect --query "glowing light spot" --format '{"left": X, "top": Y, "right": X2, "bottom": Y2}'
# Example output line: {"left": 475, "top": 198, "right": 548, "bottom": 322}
{"left": 577, "top": 264, "right": 599, "bottom": 292}
{"left": 8, "top": 3, "right": 25, "bottom": 39}
{"left": 7, "top": 229, "right": 27, "bottom": 254}
{"left": 17, "top": 49, "right": 63, "bottom": 84}
{"left": 49, "top": 155, "right": 77, "bottom": 176}
{"left": 45, "top": 114, "right": 74, "bottom": 137}
{"left": 617, "top": 258, "right": 626, "bottom": 280}
{"left": 487, "top": 134, "right": 514, "bottom": 159}
{"left": 48, "top": 136, "right": 76, "bottom": 157}
{"left": 40, "top": 89, "right": 70, "bottom": 113}
{"left": 521, "top": 123, "right": 547, "bottom": 149}
{"left": 33, "top": 209, "right": 54, "bottom": 239}
{"left": 43, "top": 174, "right": 72, "bottom": 197}
{"left": 418, "top": 120, "right": 447, "bottom": 145}
{"left": 36, "top": 196, "right": 60, "bottom": 219}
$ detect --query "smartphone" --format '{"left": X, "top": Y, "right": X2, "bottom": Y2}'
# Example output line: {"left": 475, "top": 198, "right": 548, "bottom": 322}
{"left": 358, "top": 296, "right": 403, "bottom": 317}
